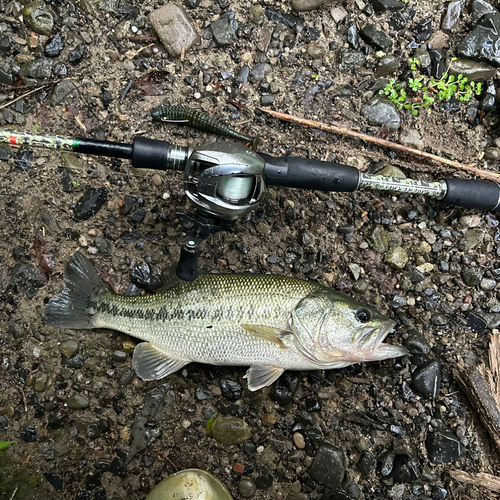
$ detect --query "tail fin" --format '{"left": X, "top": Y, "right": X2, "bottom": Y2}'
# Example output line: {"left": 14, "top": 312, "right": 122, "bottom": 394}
{"left": 44, "top": 252, "right": 109, "bottom": 329}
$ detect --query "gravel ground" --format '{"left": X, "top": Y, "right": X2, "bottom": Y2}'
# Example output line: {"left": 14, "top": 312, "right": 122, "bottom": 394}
{"left": 1, "top": 0, "right": 500, "bottom": 499}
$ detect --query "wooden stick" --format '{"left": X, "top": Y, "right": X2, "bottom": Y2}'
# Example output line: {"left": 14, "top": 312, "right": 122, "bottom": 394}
{"left": 448, "top": 470, "right": 500, "bottom": 493}
{"left": 258, "top": 108, "right": 500, "bottom": 183}
{"left": 453, "top": 360, "right": 500, "bottom": 452}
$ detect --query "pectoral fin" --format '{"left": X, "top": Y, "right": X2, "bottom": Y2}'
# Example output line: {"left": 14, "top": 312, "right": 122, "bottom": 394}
{"left": 241, "top": 324, "right": 288, "bottom": 349}
{"left": 244, "top": 365, "right": 285, "bottom": 391}
{"left": 133, "top": 342, "right": 188, "bottom": 381}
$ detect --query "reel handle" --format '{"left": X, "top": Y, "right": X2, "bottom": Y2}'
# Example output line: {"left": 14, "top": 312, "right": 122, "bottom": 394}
{"left": 442, "top": 178, "right": 500, "bottom": 211}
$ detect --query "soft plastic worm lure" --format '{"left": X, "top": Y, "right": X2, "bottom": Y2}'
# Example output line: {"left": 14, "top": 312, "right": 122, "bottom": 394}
{"left": 151, "top": 105, "right": 260, "bottom": 149}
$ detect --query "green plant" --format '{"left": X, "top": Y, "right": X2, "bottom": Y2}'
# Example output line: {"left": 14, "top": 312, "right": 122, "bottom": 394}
{"left": 0, "top": 441, "right": 14, "bottom": 451}
{"left": 379, "top": 57, "right": 482, "bottom": 116}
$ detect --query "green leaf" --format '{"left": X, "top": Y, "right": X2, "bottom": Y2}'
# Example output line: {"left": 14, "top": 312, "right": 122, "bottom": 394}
{"left": 0, "top": 441, "right": 15, "bottom": 451}
{"left": 206, "top": 416, "right": 216, "bottom": 433}
{"left": 412, "top": 109, "right": 419, "bottom": 116}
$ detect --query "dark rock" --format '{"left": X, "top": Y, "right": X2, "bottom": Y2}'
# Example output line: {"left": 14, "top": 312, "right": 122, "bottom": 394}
{"left": 49, "top": 80, "right": 79, "bottom": 105}
{"left": 442, "top": 1, "right": 461, "bottom": 31}
{"left": 130, "top": 208, "right": 146, "bottom": 224}
{"left": 62, "top": 353, "right": 83, "bottom": 369}
{"left": 471, "top": 0, "right": 498, "bottom": 24}
{"left": 461, "top": 267, "right": 483, "bottom": 286}
{"left": 255, "top": 472, "right": 273, "bottom": 489}
{"left": 68, "top": 43, "right": 86, "bottom": 65}
{"left": 237, "top": 65, "right": 250, "bottom": 83}
{"left": 357, "top": 451, "right": 377, "bottom": 475}
{"left": 250, "top": 62, "right": 272, "bottom": 81}
{"left": 404, "top": 332, "right": 431, "bottom": 355}
{"left": 196, "top": 387, "right": 212, "bottom": 400}
{"left": 67, "top": 394, "right": 89, "bottom": 409}
{"left": 447, "top": 58, "right": 496, "bottom": 82}
{"left": 457, "top": 13, "right": 500, "bottom": 67}
{"left": 271, "top": 372, "right": 299, "bottom": 406}
{"left": 112, "top": 350, "right": 127, "bottom": 362}
{"left": 410, "top": 268, "right": 425, "bottom": 283}
{"left": 429, "top": 49, "right": 446, "bottom": 79}
{"left": 94, "top": 236, "right": 111, "bottom": 255}
{"left": 265, "top": 7, "right": 305, "bottom": 32}
{"left": 360, "top": 25, "right": 393, "bottom": 51}
{"left": 45, "top": 33, "right": 64, "bottom": 57}
{"left": 73, "top": 187, "right": 108, "bottom": 221}
{"left": 15, "top": 148, "right": 33, "bottom": 172}
{"left": 20, "top": 58, "right": 54, "bottom": 81}
{"left": 432, "top": 486, "right": 448, "bottom": 500}
{"left": 347, "top": 23, "right": 358, "bottom": 48}
{"left": 210, "top": 416, "right": 251, "bottom": 445}
{"left": 426, "top": 431, "right": 465, "bottom": 463}
{"left": 310, "top": 443, "right": 345, "bottom": 489}
{"left": 0, "top": 68, "right": 13, "bottom": 86}
{"left": 467, "top": 312, "right": 487, "bottom": 333}
{"left": 305, "top": 398, "right": 322, "bottom": 412}
{"left": 118, "top": 367, "right": 135, "bottom": 386}
{"left": 211, "top": 18, "right": 238, "bottom": 45}
{"left": 379, "top": 450, "right": 396, "bottom": 476}
{"left": 40, "top": 442, "right": 55, "bottom": 460}
{"left": 375, "top": 55, "right": 400, "bottom": 76}
{"left": 22, "top": 1, "right": 54, "bottom": 35}
{"left": 391, "top": 455, "right": 420, "bottom": 482}
{"left": 411, "top": 359, "right": 441, "bottom": 398}
{"left": 238, "top": 477, "right": 257, "bottom": 498}
{"left": 0, "top": 145, "right": 11, "bottom": 160}
{"left": 130, "top": 261, "right": 160, "bottom": 292}
{"left": 10, "top": 262, "right": 45, "bottom": 299}
{"left": 361, "top": 98, "right": 401, "bottom": 132}
{"left": 110, "top": 456, "right": 127, "bottom": 477}
{"left": 369, "top": 0, "right": 405, "bottom": 12}
{"left": 122, "top": 195, "right": 136, "bottom": 215}
{"left": 220, "top": 379, "right": 242, "bottom": 400}
{"left": 21, "top": 425, "right": 38, "bottom": 442}
{"left": 185, "top": 0, "right": 201, "bottom": 8}
{"left": 261, "top": 95, "right": 275, "bottom": 106}
{"left": 43, "top": 472, "right": 63, "bottom": 491}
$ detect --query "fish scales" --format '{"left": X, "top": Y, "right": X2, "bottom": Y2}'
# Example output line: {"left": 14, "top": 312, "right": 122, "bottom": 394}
{"left": 44, "top": 252, "right": 408, "bottom": 391}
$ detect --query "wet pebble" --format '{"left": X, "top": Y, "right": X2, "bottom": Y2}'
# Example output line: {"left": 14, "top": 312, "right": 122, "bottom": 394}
{"left": 466, "top": 312, "right": 487, "bottom": 333}
{"left": 60, "top": 339, "right": 79, "bottom": 358}
{"left": 357, "top": 451, "right": 377, "bottom": 475}
{"left": 291, "top": 0, "right": 324, "bottom": 12}
{"left": 73, "top": 188, "right": 108, "bottom": 221}
{"left": 369, "top": 0, "right": 405, "bottom": 12}
{"left": 130, "top": 261, "right": 160, "bottom": 292}
{"left": 441, "top": 0, "right": 461, "bottom": 30}
{"left": 481, "top": 278, "right": 497, "bottom": 290}
{"left": 404, "top": 332, "right": 431, "bottom": 355}
{"left": 426, "top": 430, "right": 464, "bottom": 463}
{"left": 21, "top": 425, "right": 38, "bottom": 442}
{"left": 461, "top": 267, "right": 483, "bottom": 286}
{"left": 220, "top": 379, "right": 242, "bottom": 400}
{"left": 118, "top": 367, "right": 135, "bottom": 386}
{"left": 391, "top": 454, "right": 420, "bottom": 483}
{"left": 45, "top": 33, "right": 64, "bottom": 57}
{"left": 310, "top": 443, "right": 346, "bottom": 490}
{"left": 484, "top": 148, "right": 500, "bottom": 161}
{"left": 375, "top": 56, "right": 400, "bottom": 77}
{"left": 293, "top": 432, "right": 306, "bottom": 449}
{"left": 68, "top": 44, "right": 86, "bottom": 65}
{"left": 211, "top": 416, "right": 251, "bottom": 445}
{"left": 10, "top": 262, "right": 45, "bottom": 299}
{"left": 362, "top": 98, "right": 401, "bottom": 132}
{"left": 367, "top": 225, "right": 389, "bottom": 253}
{"left": 360, "top": 25, "right": 392, "bottom": 51}
{"left": 471, "top": 0, "right": 498, "bottom": 24}
{"left": 67, "top": 394, "right": 90, "bottom": 410}
{"left": 23, "top": 1, "right": 54, "bottom": 35}
{"left": 271, "top": 373, "right": 299, "bottom": 406}
{"left": 149, "top": 4, "right": 200, "bottom": 58}
{"left": 238, "top": 477, "right": 257, "bottom": 498}
{"left": 457, "top": 12, "right": 500, "bottom": 66}
{"left": 20, "top": 58, "right": 54, "bottom": 79}
{"left": 385, "top": 247, "right": 408, "bottom": 269}
{"left": 447, "top": 58, "right": 496, "bottom": 82}
{"left": 411, "top": 359, "right": 441, "bottom": 398}
{"left": 112, "top": 350, "right": 127, "bottom": 362}
{"left": 211, "top": 18, "right": 238, "bottom": 46}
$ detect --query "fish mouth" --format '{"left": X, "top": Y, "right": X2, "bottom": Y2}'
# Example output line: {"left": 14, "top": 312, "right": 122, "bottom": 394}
{"left": 356, "top": 320, "right": 408, "bottom": 361}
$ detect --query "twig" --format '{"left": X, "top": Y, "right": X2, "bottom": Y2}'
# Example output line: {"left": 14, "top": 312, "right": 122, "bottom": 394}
{"left": 0, "top": 87, "right": 44, "bottom": 111}
{"left": 448, "top": 470, "right": 500, "bottom": 493}
{"left": 257, "top": 108, "right": 500, "bottom": 183}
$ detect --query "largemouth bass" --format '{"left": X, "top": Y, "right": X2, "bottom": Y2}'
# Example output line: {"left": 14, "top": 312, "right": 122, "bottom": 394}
{"left": 44, "top": 252, "right": 408, "bottom": 391}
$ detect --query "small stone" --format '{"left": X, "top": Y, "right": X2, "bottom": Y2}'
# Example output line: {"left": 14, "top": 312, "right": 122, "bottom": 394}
{"left": 151, "top": 173, "right": 162, "bottom": 187}
{"left": 33, "top": 372, "right": 48, "bottom": 392}
{"left": 49, "top": 80, "right": 79, "bottom": 105}
{"left": 375, "top": 56, "right": 400, "bottom": 77}
{"left": 400, "top": 129, "right": 424, "bottom": 150}
{"left": 448, "top": 58, "right": 496, "bottom": 82}
{"left": 112, "top": 350, "right": 127, "bottom": 362}
{"left": 331, "top": 6, "right": 348, "bottom": 23}
{"left": 60, "top": 339, "right": 79, "bottom": 358}
{"left": 481, "top": 278, "right": 497, "bottom": 290}
{"left": 130, "top": 261, "right": 160, "bottom": 292}
{"left": 426, "top": 431, "right": 464, "bottom": 464}
{"left": 45, "top": 33, "right": 64, "bottom": 57}
{"left": 362, "top": 98, "right": 401, "bottom": 132}
{"left": 67, "top": 394, "right": 90, "bottom": 409}
{"left": 271, "top": 373, "right": 299, "bottom": 406}
{"left": 220, "top": 379, "right": 242, "bottom": 401}
{"left": 293, "top": 432, "right": 306, "bottom": 449}
{"left": 485, "top": 148, "right": 500, "bottom": 161}
{"left": 442, "top": 1, "right": 461, "bottom": 30}
{"left": 249, "top": 5, "right": 265, "bottom": 24}
{"left": 262, "top": 413, "right": 276, "bottom": 426}
{"left": 256, "top": 221, "right": 271, "bottom": 235}
{"left": 385, "top": 247, "right": 409, "bottom": 269}
{"left": 149, "top": 4, "right": 200, "bottom": 58}
{"left": 211, "top": 18, "right": 238, "bottom": 46}
{"left": 310, "top": 443, "right": 346, "bottom": 490}
{"left": 360, "top": 25, "right": 393, "bottom": 51}
{"left": 411, "top": 360, "right": 441, "bottom": 398}
{"left": 367, "top": 225, "right": 388, "bottom": 253}
{"left": 238, "top": 477, "right": 257, "bottom": 498}
{"left": 353, "top": 279, "right": 370, "bottom": 293}
{"left": 261, "top": 95, "right": 275, "bottom": 106}
{"left": 21, "top": 425, "right": 38, "bottom": 442}
{"left": 404, "top": 332, "right": 431, "bottom": 355}
{"left": 210, "top": 416, "right": 251, "bottom": 445}
{"left": 250, "top": 62, "right": 272, "bottom": 82}
{"left": 391, "top": 455, "right": 420, "bottom": 483}
{"left": 467, "top": 312, "right": 487, "bottom": 333}
{"left": 369, "top": 0, "right": 405, "bottom": 12}
{"left": 68, "top": 44, "right": 86, "bottom": 65}
{"left": 73, "top": 188, "right": 108, "bottom": 221}
{"left": 291, "top": 0, "right": 324, "bottom": 12}
{"left": 19, "top": 58, "right": 54, "bottom": 79}
{"left": 357, "top": 451, "right": 377, "bottom": 475}
{"left": 40, "top": 442, "right": 55, "bottom": 460}
{"left": 461, "top": 267, "right": 483, "bottom": 286}
{"left": 22, "top": 1, "right": 54, "bottom": 35}
{"left": 379, "top": 450, "right": 396, "bottom": 476}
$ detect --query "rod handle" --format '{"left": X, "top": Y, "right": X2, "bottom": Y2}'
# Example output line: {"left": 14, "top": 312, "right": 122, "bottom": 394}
{"left": 442, "top": 178, "right": 500, "bottom": 211}
{"left": 261, "top": 154, "right": 360, "bottom": 192}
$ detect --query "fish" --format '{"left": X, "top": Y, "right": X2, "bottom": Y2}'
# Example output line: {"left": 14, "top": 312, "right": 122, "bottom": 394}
{"left": 44, "top": 252, "right": 408, "bottom": 391}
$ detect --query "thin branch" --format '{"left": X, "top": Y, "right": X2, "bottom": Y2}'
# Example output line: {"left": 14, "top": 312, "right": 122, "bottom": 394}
{"left": 448, "top": 470, "right": 500, "bottom": 493}
{"left": 0, "top": 87, "right": 43, "bottom": 111}
{"left": 258, "top": 108, "right": 500, "bottom": 183}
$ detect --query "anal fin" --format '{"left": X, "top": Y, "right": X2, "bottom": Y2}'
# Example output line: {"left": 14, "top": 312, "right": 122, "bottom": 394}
{"left": 133, "top": 342, "right": 188, "bottom": 381}
{"left": 241, "top": 324, "right": 288, "bottom": 349}
{"left": 244, "top": 365, "right": 284, "bottom": 391}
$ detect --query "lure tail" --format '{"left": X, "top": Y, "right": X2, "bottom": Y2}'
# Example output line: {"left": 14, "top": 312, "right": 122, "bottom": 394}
{"left": 44, "top": 252, "right": 109, "bottom": 329}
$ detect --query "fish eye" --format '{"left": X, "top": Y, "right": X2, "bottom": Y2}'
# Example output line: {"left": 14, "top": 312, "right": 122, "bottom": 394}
{"left": 356, "top": 308, "right": 371, "bottom": 323}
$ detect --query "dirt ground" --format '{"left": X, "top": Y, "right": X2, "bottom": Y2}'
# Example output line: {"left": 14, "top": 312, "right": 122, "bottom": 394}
{"left": 1, "top": 0, "right": 500, "bottom": 499}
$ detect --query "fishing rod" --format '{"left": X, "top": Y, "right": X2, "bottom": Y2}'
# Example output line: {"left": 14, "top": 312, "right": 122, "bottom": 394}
{"left": 1, "top": 129, "right": 499, "bottom": 279}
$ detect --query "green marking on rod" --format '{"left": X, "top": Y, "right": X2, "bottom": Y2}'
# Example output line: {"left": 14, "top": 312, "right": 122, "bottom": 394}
{"left": 73, "top": 138, "right": 80, "bottom": 150}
